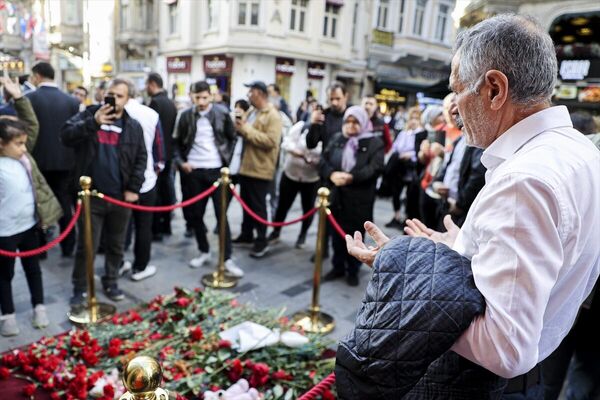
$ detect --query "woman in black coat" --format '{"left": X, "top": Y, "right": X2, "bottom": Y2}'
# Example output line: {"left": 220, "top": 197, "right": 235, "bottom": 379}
{"left": 320, "top": 106, "right": 384, "bottom": 286}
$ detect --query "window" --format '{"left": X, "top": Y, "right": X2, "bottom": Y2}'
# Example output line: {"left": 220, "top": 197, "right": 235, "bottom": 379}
{"left": 435, "top": 3, "right": 449, "bottom": 42}
{"left": 64, "top": 0, "right": 81, "bottom": 25}
{"left": 146, "top": 0, "right": 154, "bottom": 30}
{"left": 120, "top": 0, "right": 129, "bottom": 30}
{"left": 323, "top": 3, "right": 339, "bottom": 38}
{"left": 208, "top": 0, "right": 219, "bottom": 29}
{"left": 238, "top": 1, "right": 260, "bottom": 26}
{"left": 351, "top": 2, "right": 358, "bottom": 46}
{"left": 413, "top": 0, "right": 427, "bottom": 36}
{"left": 377, "top": 0, "right": 389, "bottom": 29}
{"left": 168, "top": 1, "right": 178, "bottom": 35}
{"left": 398, "top": 0, "right": 405, "bottom": 33}
{"left": 290, "top": 0, "right": 308, "bottom": 33}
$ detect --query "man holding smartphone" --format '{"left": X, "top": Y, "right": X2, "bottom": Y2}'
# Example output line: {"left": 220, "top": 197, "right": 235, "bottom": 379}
{"left": 61, "top": 78, "right": 147, "bottom": 305}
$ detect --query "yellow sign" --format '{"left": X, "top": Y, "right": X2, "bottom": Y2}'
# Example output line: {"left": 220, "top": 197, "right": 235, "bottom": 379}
{"left": 375, "top": 88, "right": 406, "bottom": 103}
{"left": 372, "top": 29, "right": 394, "bottom": 47}
{"left": 101, "top": 63, "right": 113, "bottom": 73}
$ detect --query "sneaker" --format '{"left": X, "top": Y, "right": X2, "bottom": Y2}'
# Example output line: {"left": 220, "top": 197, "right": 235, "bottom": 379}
{"left": 32, "top": 304, "right": 49, "bottom": 328}
{"left": 119, "top": 260, "right": 133, "bottom": 277}
{"left": 103, "top": 285, "right": 125, "bottom": 302}
{"left": 323, "top": 269, "right": 345, "bottom": 282}
{"left": 70, "top": 290, "right": 87, "bottom": 306}
{"left": 0, "top": 314, "right": 19, "bottom": 336}
{"left": 224, "top": 259, "right": 244, "bottom": 278}
{"left": 232, "top": 235, "right": 254, "bottom": 247}
{"left": 250, "top": 242, "right": 270, "bottom": 258}
{"left": 189, "top": 252, "right": 210, "bottom": 269}
{"left": 267, "top": 230, "right": 281, "bottom": 244}
{"left": 131, "top": 265, "right": 157, "bottom": 281}
{"left": 346, "top": 274, "right": 360, "bottom": 287}
{"left": 385, "top": 218, "right": 404, "bottom": 230}
{"left": 295, "top": 232, "right": 307, "bottom": 249}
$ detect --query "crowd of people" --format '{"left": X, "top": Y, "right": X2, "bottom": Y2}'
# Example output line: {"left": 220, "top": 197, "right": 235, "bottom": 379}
{"left": 1, "top": 22, "right": 600, "bottom": 395}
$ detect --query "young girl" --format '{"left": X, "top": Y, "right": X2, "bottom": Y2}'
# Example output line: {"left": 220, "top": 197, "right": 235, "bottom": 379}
{"left": 0, "top": 77, "right": 60, "bottom": 336}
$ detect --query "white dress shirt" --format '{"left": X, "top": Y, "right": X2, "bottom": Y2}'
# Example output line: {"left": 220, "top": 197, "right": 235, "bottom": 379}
{"left": 451, "top": 106, "right": 600, "bottom": 378}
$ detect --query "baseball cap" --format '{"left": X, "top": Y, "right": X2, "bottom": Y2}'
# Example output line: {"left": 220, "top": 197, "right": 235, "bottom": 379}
{"left": 244, "top": 80, "right": 268, "bottom": 94}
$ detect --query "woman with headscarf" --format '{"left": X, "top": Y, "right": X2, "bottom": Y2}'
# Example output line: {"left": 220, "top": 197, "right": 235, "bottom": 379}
{"left": 319, "top": 106, "right": 384, "bottom": 286}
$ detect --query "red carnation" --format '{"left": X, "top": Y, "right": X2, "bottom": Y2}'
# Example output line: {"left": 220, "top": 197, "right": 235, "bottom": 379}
{"left": 272, "top": 370, "right": 293, "bottom": 381}
{"left": 0, "top": 366, "right": 10, "bottom": 379}
{"left": 23, "top": 383, "right": 36, "bottom": 396}
{"left": 176, "top": 297, "right": 191, "bottom": 307}
{"left": 103, "top": 384, "right": 115, "bottom": 398}
{"left": 227, "top": 358, "right": 244, "bottom": 382}
{"left": 50, "top": 393, "right": 61, "bottom": 400}
{"left": 190, "top": 326, "right": 204, "bottom": 341}
{"left": 322, "top": 389, "right": 335, "bottom": 400}
{"left": 218, "top": 339, "right": 232, "bottom": 349}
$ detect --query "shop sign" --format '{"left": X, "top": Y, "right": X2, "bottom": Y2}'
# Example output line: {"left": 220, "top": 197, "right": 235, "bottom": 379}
{"left": 554, "top": 85, "right": 578, "bottom": 100}
{"left": 203, "top": 55, "right": 233, "bottom": 75}
{"left": 307, "top": 62, "right": 326, "bottom": 79}
{"left": 560, "top": 60, "right": 590, "bottom": 80}
{"left": 375, "top": 88, "right": 406, "bottom": 103}
{"left": 275, "top": 57, "right": 295, "bottom": 75}
{"left": 372, "top": 29, "right": 394, "bottom": 47}
{"left": 167, "top": 56, "right": 192, "bottom": 73}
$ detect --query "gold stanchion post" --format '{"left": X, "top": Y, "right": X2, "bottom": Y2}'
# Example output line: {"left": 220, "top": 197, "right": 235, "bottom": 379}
{"left": 67, "top": 176, "right": 116, "bottom": 324}
{"left": 119, "top": 356, "right": 169, "bottom": 400}
{"left": 202, "top": 167, "right": 238, "bottom": 288}
{"left": 291, "top": 187, "right": 335, "bottom": 333}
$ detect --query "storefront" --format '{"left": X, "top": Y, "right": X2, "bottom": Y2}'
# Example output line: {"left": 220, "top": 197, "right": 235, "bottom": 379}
{"left": 275, "top": 57, "right": 295, "bottom": 104}
{"left": 166, "top": 55, "right": 192, "bottom": 107}
{"left": 550, "top": 11, "right": 600, "bottom": 114}
{"left": 203, "top": 54, "right": 233, "bottom": 97}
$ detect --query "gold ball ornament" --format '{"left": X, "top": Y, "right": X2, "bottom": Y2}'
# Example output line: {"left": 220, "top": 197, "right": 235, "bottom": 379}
{"left": 122, "top": 356, "right": 163, "bottom": 394}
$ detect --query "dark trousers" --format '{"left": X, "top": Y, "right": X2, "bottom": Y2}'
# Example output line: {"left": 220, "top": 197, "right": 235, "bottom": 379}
{"left": 502, "top": 384, "right": 544, "bottom": 399}
{"left": 0, "top": 226, "right": 44, "bottom": 314}
{"left": 152, "top": 162, "right": 176, "bottom": 236}
{"left": 73, "top": 197, "right": 131, "bottom": 292}
{"left": 181, "top": 168, "right": 232, "bottom": 259}
{"left": 419, "top": 187, "right": 443, "bottom": 230}
{"left": 239, "top": 175, "right": 271, "bottom": 245}
{"left": 41, "top": 170, "right": 76, "bottom": 254}
{"left": 391, "top": 180, "right": 409, "bottom": 212}
{"left": 130, "top": 187, "right": 157, "bottom": 271}
{"left": 331, "top": 228, "right": 361, "bottom": 277}
{"left": 272, "top": 174, "right": 318, "bottom": 236}
{"left": 405, "top": 181, "right": 422, "bottom": 220}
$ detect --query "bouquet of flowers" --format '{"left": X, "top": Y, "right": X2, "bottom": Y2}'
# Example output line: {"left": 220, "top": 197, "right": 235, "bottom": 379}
{"left": 0, "top": 288, "right": 336, "bottom": 400}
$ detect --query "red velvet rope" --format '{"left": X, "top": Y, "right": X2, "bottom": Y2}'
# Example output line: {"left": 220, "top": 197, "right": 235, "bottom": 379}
{"left": 100, "top": 183, "right": 219, "bottom": 212}
{"left": 326, "top": 211, "right": 347, "bottom": 238}
{"left": 0, "top": 202, "right": 82, "bottom": 258}
{"left": 229, "top": 185, "right": 318, "bottom": 227}
{"left": 298, "top": 372, "right": 336, "bottom": 400}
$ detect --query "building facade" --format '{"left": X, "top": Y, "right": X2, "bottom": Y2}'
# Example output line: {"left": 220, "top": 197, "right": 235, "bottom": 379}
{"left": 156, "top": 0, "right": 459, "bottom": 113}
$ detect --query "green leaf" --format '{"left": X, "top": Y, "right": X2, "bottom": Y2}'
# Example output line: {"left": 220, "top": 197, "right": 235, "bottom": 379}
{"left": 284, "top": 388, "right": 296, "bottom": 400}
{"left": 273, "top": 384, "right": 284, "bottom": 398}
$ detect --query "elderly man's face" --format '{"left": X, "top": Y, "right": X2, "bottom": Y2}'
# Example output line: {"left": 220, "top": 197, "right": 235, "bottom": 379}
{"left": 449, "top": 54, "right": 495, "bottom": 148}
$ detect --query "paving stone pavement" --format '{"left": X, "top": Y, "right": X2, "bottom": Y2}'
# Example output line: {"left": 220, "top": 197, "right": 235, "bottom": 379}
{"left": 0, "top": 191, "right": 401, "bottom": 353}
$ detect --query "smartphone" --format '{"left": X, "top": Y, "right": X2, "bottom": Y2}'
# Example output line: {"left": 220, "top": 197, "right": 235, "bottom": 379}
{"left": 104, "top": 96, "right": 116, "bottom": 114}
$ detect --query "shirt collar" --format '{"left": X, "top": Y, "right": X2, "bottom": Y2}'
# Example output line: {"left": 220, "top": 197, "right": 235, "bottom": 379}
{"left": 481, "top": 106, "right": 572, "bottom": 170}
{"left": 38, "top": 82, "right": 58, "bottom": 88}
{"left": 195, "top": 103, "right": 212, "bottom": 117}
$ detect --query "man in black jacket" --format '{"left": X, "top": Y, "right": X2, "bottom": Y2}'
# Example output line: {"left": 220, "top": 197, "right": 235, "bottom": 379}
{"left": 306, "top": 81, "right": 348, "bottom": 150}
{"left": 172, "top": 81, "right": 242, "bottom": 277}
{"left": 61, "top": 79, "right": 147, "bottom": 305}
{"left": 146, "top": 72, "right": 178, "bottom": 239}
{"left": 27, "top": 62, "right": 80, "bottom": 256}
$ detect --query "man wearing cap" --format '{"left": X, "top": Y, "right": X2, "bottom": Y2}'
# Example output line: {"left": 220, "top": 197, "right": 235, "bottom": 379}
{"left": 232, "top": 81, "right": 282, "bottom": 258}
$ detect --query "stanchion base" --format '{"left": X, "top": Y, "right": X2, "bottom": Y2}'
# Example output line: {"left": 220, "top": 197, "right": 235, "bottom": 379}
{"left": 201, "top": 272, "right": 238, "bottom": 289}
{"left": 67, "top": 302, "right": 117, "bottom": 325}
{"left": 291, "top": 310, "right": 335, "bottom": 334}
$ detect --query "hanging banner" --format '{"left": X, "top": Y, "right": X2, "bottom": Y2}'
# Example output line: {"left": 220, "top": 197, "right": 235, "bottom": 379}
{"left": 307, "top": 62, "right": 326, "bottom": 80}
{"left": 203, "top": 54, "right": 233, "bottom": 75}
{"left": 275, "top": 57, "right": 295, "bottom": 75}
{"left": 167, "top": 56, "right": 192, "bottom": 73}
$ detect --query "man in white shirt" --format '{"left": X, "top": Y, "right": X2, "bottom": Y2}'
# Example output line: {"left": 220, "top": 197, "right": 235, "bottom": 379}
{"left": 346, "top": 14, "right": 600, "bottom": 398}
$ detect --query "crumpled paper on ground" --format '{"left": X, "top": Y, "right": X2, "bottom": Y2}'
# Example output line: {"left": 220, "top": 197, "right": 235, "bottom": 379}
{"left": 219, "top": 321, "right": 309, "bottom": 352}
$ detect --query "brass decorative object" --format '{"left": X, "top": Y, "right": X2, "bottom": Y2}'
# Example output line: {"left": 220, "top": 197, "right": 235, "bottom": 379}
{"left": 292, "top": 187, "right": 335, "bottom": 333}
{"left": 202, "top": 167, "right": 239, "bottom": 288}
{"left": 119, "top": 356, "right": 169, "bottom": 400}
{"left": 68, "top": 176, "right": 116, "bottom": 324}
